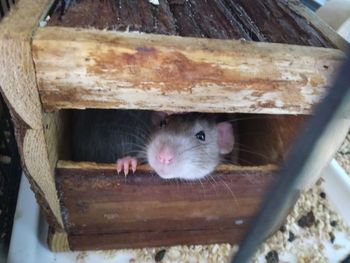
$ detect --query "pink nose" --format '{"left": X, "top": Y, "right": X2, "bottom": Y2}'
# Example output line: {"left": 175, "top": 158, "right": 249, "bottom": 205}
{"left": 156, "top": 146, "right": 174, "bottom": 165}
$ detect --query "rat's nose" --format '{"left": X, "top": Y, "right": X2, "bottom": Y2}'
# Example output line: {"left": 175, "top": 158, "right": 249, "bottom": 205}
{"left": 156, "top": 146, "right": 174, "bottom": 165}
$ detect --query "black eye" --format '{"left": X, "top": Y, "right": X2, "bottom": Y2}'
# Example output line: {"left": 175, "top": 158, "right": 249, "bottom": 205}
{"left": 195, "top": 131, "right": 205, "bottom": 141}
{"left": 160, "top": 119, "right": 167, "bottom": 128}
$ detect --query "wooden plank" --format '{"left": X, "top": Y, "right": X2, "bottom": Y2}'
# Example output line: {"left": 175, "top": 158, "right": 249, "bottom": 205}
{"left": 0, "top": 0, "right": 47, "bottom": 128}
{"left": 57, "top": 160, "right": 278, "bottom": 173}
{"left": 287, "top": 0, "right": 349, "bottom": 53}
{"left": 32, "top": 27, "right": 345, "bottom": 114}
{"left": 0, "top": 0, "right": 63, "bottom": 230}
{"left": 46, "top": 0, "right": 334, "bottom": 49}
{"left": 231, "top": 57, "right": 350, "bottom": 263}
{"left": 47, "top": 228, "right": 70, "bottom": 252}
{"left": 69, "top": 228, "right": 247, "bottom": 251}
{"left": 42, "top": 111, "right": 71, "bottom": 172}
{"left": 237, "top": 114, "right": 307, "bottom": 165}
{"left": 296, "top": 63, "right": 350, "bottom": 190}
{"left": 56, "top": 161, "right": 276, "bottom": 249}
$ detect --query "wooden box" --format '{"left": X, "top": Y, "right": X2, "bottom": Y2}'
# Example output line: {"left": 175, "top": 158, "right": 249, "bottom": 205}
{"left": 0, "top": 0, "right": 348, "bottom": 251}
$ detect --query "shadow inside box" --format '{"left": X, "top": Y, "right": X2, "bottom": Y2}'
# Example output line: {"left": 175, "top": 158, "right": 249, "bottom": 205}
{"left": 0, "top": 96, "right": 22, "bottom": 261}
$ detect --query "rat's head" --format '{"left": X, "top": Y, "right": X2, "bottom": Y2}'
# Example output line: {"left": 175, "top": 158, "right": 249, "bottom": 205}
{"left": 147, "top": 112, "right": 234, "bottom": 180}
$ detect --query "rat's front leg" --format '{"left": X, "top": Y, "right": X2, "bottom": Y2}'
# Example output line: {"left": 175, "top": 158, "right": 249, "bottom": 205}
{"left": 116, "top": 156, "right": 138, "bottom": 176}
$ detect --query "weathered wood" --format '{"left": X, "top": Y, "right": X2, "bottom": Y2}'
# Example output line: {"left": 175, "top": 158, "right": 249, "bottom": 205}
{"left": 231, "top": 58, "right": 350, "bottom": 263}
{"left": 42, "top": 111, "right": 71, "bottom": 172}
{"left": 56, "top": 161, "right": 276, "bottom": 250}
{"left": 32, "top": 26, "right": 345, "bottom": 114}
{"left": 296, "top": 70, "right": 350, "bottom": 190}
{"left": 56, "top": 160, "right": 278, "bottom": 172}
{"left": 0, "top": 0, "right": 63, "bottom": 229}
{"left": 287, "top": 0, "right": 349, "bottom": 52}
{"left": 238, "top": 114, "right": 307, "bottom": 165}
{"left": 69, "top": 228, "right": 247, "bottom": 251}
{"left": 47, "top": 0, "right": 334, "bottom": 48}
{"left": 47, "top": 227, "right": 70, "bottom": 252}
{"left": 1, "top": 0, "right": 346, "bottom": 253}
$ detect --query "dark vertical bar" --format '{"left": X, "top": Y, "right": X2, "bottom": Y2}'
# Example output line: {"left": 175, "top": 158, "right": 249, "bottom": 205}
{"left": 231, "top": 55, "right": 350, "bottom": 263}
{"left": 5, "top": 0, "right": 11, "bottom": 9}
{"left": 0, "top": 0, "right": 9, "bottom": 18}
{"left": 0, "top": 4, "right": 4, "bottom": 19}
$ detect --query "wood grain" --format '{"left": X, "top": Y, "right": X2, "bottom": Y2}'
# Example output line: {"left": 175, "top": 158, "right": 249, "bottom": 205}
{"left": 56, "top": 161, "right": 276, "bottom": 249}
{"left": 32, "top": 27, "right": 345, "bottom": 114}
{"left": 296, "top": 77, "right": 350, "bottom": 190}
{"left": 47, "top": 227, "right": 70, "bottom": 252}
{"left": 238, "top": 114, "right": 307, "bottom": 165}
{"left": 0, "top": 0, "right": 63, "bottom": 228}
{"left": 287, "top": 0, "right": 349, "bottom": 52}
{"left": 69, "top": 228, "right": 247, "bottom": 251}
{"left": 47, "top": 0, "right": 334, "bottom": 48}
{"left": 42, "top": 111, "right": 71, "bottom": 173}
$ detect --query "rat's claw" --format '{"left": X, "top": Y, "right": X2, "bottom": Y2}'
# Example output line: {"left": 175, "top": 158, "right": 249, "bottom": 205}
{"left": 116, "top": 159, "right": 123, "bottom": 174}
{"left": 123, "top": 160, "right": 129, "bottom": 176}
{"left": 116, "top": 156, "right": 138, "bottom": 176}
{"left": 131, "top": 158, "right": 137, "bottom": 174}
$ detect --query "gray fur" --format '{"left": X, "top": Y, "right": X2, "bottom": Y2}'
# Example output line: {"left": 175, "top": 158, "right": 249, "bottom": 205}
{"left": 72, "top": 109, "right": 152, "bottom": 163}
{"left": 147, "top": 114, "right": 222, "bottom": 180}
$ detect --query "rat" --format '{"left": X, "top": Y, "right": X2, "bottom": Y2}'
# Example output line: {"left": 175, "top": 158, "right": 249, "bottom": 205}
{"left": 72, "top": 110, "right": 234, "bottom": 180}
{"left": 72, "top": 109, "right": 153, "bottom": 164}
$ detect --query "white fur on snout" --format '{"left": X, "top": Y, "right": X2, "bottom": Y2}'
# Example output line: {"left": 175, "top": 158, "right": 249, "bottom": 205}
{"left": 147, "top": 122, "right": 221, "bottom": 180}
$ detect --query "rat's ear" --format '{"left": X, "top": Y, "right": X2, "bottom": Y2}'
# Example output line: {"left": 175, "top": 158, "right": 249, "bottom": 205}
{"left": 151, "top": 111, "right": 168, "bottom": 126}
{"left": 216, "top": 122, "right": 234, "bottom": 154}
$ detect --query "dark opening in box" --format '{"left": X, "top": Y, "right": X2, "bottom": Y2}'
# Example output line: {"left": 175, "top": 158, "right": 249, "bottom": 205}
{"left": 50, "top": 109, "right": 306, "bottom": 250}
{"left": 55, "top": 109, "right": 306, "bottom": 168}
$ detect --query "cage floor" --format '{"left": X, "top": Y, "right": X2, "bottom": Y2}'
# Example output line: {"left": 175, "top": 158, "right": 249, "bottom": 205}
{"left": 6, "top": 160, "right": 350, "bottom": 263}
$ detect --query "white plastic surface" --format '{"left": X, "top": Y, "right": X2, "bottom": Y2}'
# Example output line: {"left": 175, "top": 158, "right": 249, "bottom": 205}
{"left": 6, "top": 176, "right": 135, "bottom": 263}
{"left": 316, "top": 0, "right": 350, "bottom": 42}
{"left": 257, "top": 159, "right": 350, "bottom": 263}
{"left": 338, "top": 17, "right": 350, "bottom": 43}
{"left": 7, "top": 160, "right": 350, "bottom": 263}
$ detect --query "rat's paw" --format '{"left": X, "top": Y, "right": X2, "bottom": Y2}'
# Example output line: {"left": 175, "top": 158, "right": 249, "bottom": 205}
{"left": 116, "top": 156, "right": 138, "bottom": 176}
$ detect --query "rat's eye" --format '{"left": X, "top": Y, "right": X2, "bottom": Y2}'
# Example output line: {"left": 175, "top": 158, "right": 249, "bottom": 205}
{"left": 160, "top": 119, "right": 167, "bottom": 128}
{"left": 195, "top": 131, "right": 206, "bottom": 141}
